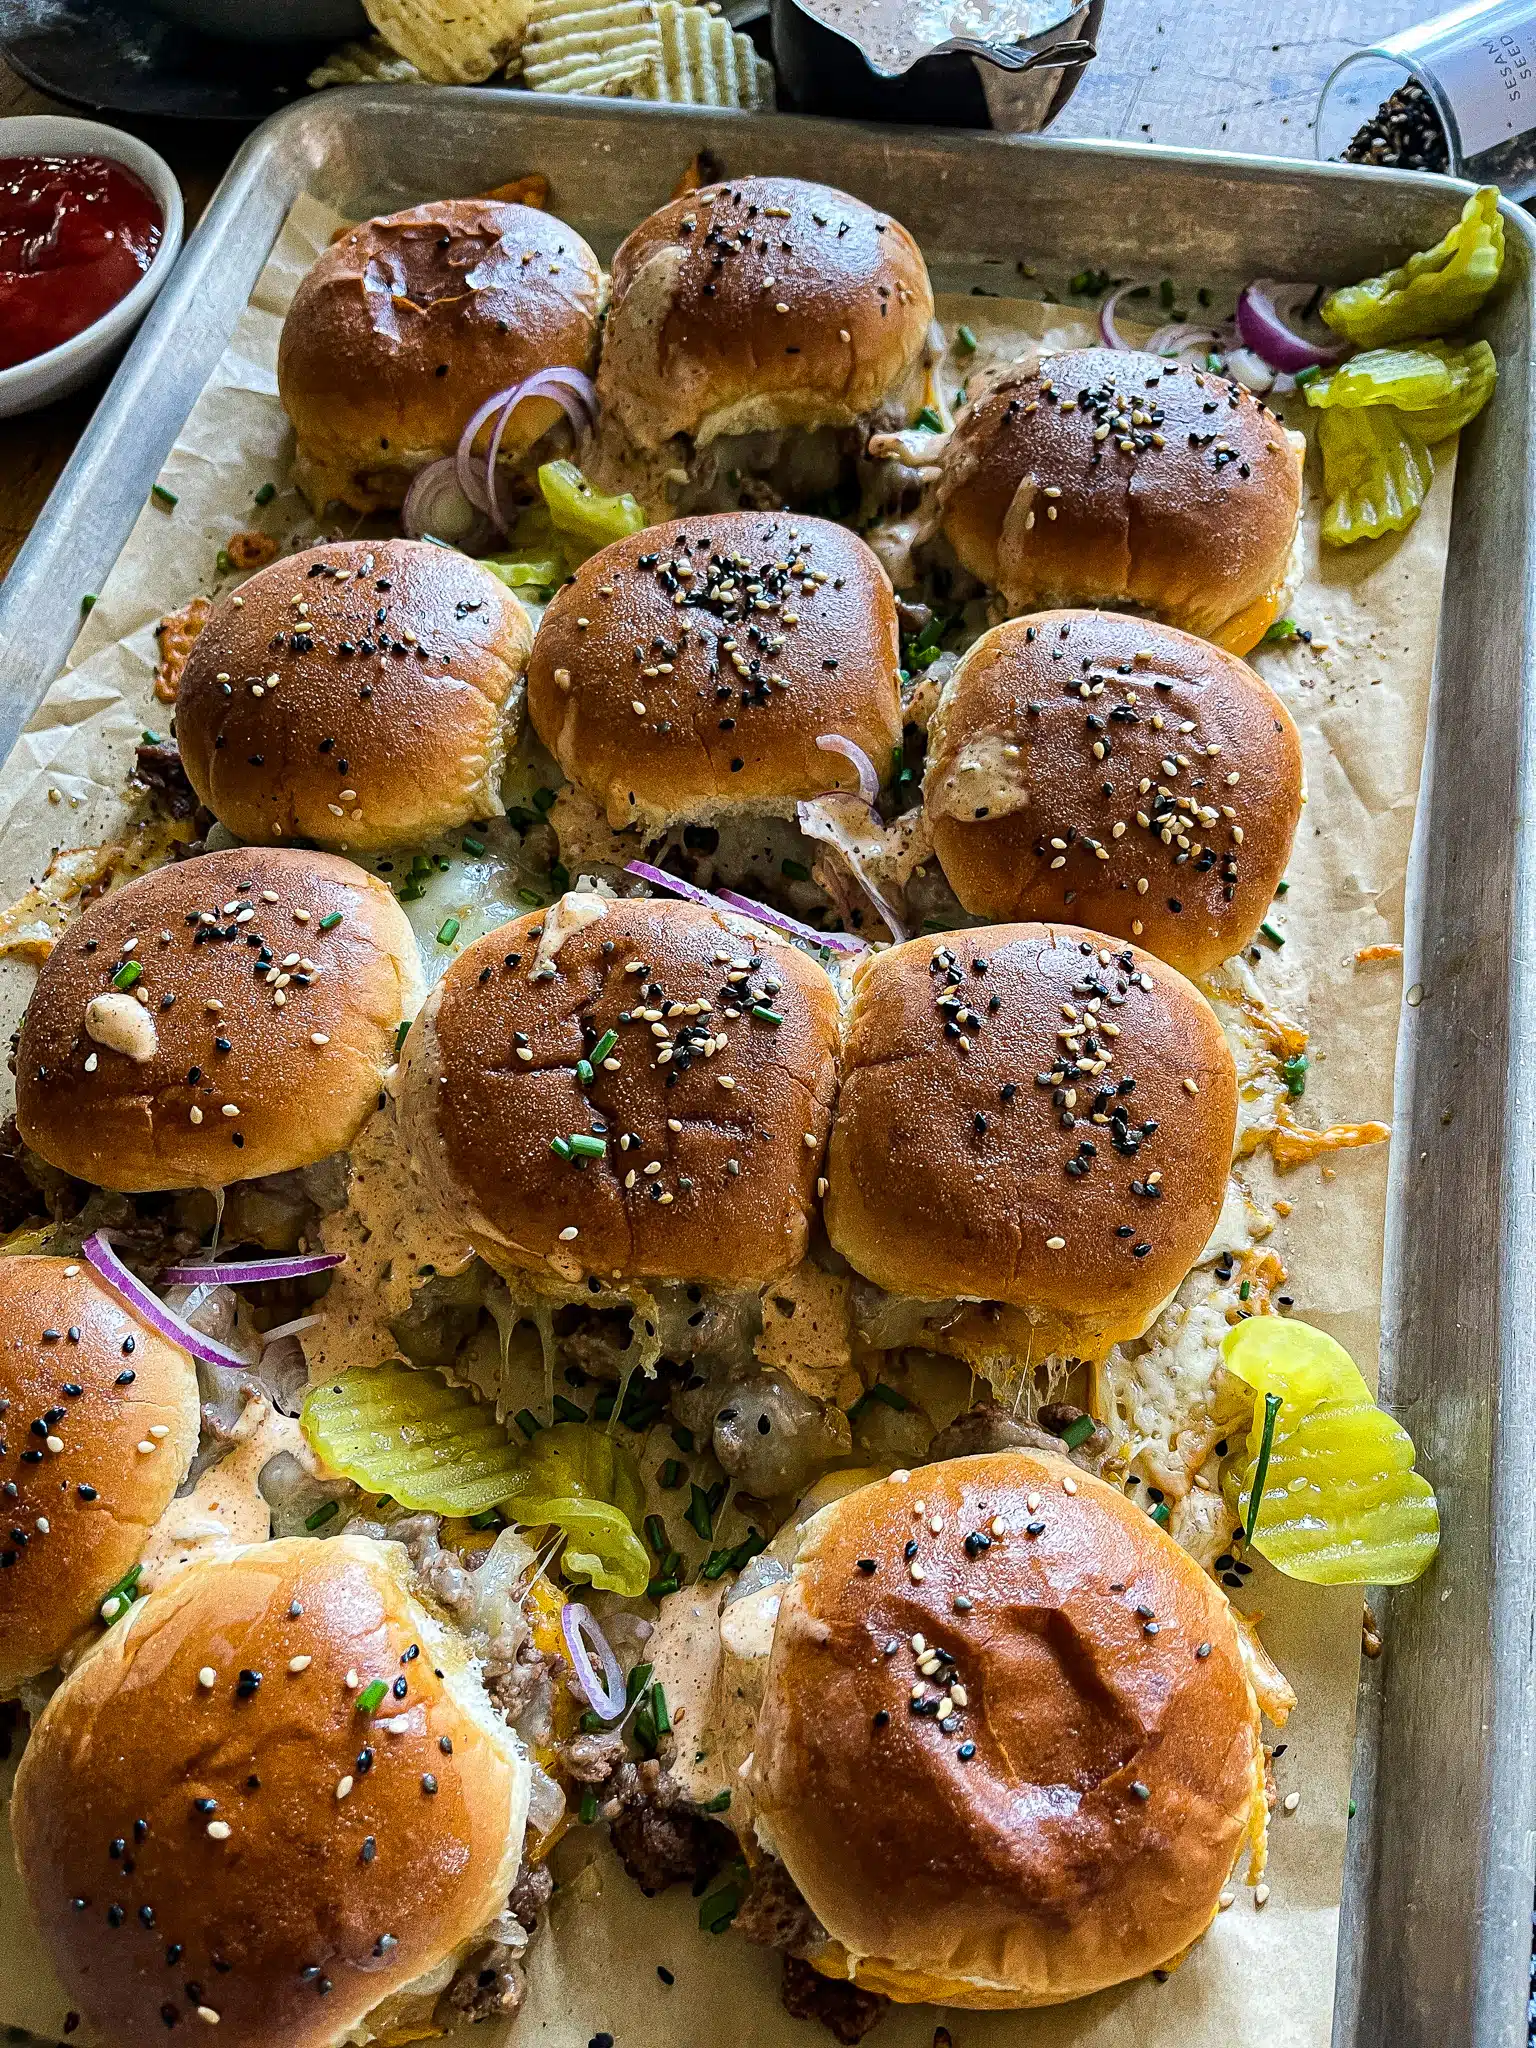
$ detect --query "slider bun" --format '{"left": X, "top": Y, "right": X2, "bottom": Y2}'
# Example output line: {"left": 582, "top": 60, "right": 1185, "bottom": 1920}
{"left": 527, "top": 512, "right": 901, "bottom": 827}
{"left": 938, "top": 349, "right": 1304, "bottom": 654}
{"left": 598, "top": 176, "right": 934, "bottom": 453}
{"left": 176, "top": 539, "right": 532, "bottom": 853}
{"left": 398, "top": 893, "right": 840, "bottom": 1290}
{"left": 823, "top": 923, "right": 1237, "bottom": 1360}
{"left": 752, "top": 1452, "right": 1266, "bottom": 2008}
{"left": 0, "top": 1256, "right": 198, "bottom": 1696}
{"left": 12, "top": 1534, "right": 529, "bottom": 2048}
{"left": 925, "top": 610, "right": 1304, "bottom": 977}
{"left": 16, "top": 846, "right": 422, "bottom": 1193}
{"left": 278, "top": 199, "right": 602, "bottom": 513}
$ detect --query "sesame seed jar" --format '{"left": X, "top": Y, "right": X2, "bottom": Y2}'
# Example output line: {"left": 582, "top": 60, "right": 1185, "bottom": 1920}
{"left": 1316, "top": 0, "right": 1536, "bottom": 198}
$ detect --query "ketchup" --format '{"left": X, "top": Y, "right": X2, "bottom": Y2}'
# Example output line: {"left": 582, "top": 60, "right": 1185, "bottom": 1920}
{"left": 0, "top": 155, "right": 163, "bottom": 372}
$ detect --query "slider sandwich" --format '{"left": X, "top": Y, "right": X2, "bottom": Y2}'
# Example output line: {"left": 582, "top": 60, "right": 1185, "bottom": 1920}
{"left": 597, "top": 176, "right": 935, "bottom": 513}
{"left": 936, "top": 348, "right": 1305, "bottom": 654}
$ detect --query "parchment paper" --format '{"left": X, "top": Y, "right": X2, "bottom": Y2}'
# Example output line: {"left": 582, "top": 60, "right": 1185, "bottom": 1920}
{"left": 0, "top": 194, "right": 1457, "bottom": 2048}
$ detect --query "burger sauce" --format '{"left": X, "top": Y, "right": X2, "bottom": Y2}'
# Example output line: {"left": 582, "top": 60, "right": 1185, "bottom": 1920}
{"left": 0, "top": 155, "right": 163, "bottom": 372}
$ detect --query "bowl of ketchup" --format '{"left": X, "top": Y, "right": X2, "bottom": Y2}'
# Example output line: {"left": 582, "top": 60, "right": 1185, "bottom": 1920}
{"left": 0, "top": 116, "right": 184, "bottom": 418}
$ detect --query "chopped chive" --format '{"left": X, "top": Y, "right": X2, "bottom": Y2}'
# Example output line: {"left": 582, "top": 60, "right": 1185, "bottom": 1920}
{"left": 1238, "top": 1279, "right": 1251, "bottom": 1301}
{"left": 397, "top": 884, "right": 426, "bottom": 903}
{"left": 702, "top": 1789, "right": 731, "bottom": 1813}
{"left": 569, "top": 1132, "right": 605, "bottom": 1159}
{"left": 575, "top": 1058, "right": 594, "bottom": 1087}
{"left": 468, "top": 1508, "right": 503, "bottom": 1530}
{"left": 436, "top": 917, "right": 460, "bottom": 946}
{"left": 253, "top": 481, "right": 276, "bottom": 505}
{"left": 1348, "top": 1798, "right": 1357, "bottom": 1818}
{"left": 150, "top": 484, "right": 178, "bottom": 510}
{"left": 699, "top": 1883, "right": 742, "bottom": 1933}
{"left": 550, "top": 1136, "right": 574, "bottom": 1161}
{"left": 215, "top": 549, "right": 233, "bottom": 576}
{"left": 579, "top": 1789, "right": 599, "bottom": 1824}
{"left": 1159, "top": 277, "right": 1175, "bottom": 309}
{"left": 319, "top": 911, "right": 343, "bottom": 931}
{"left": 532, "top": 786, "right": 557, "bottom": 813}
{"left": 1148, "top": 1501, "right": 1171, "bottom": 1527}
{"left": 1281, "top": 1051, "right": 1308, "bottom": 1098}
{"left": 651, "top": 1683, "right": 672, "bottom": 1736}
{"left": 99, "top": 1562, "right": 143, "bottom": 1622}
{"left": 592, "top": 1389, "right": 616, "bottom": 1421}
{"left": 1260, "top": 921, "right": 1285, "bottom": 946}
{"left": 514, "top": 1408, "right": 543, "bottom": 1439}
{"left": 1294, "top": 364, "right": 1322, "bottom": 387}
{"left": 590, "top": 1029, "right": 618, "bottom": 1065}
{"left": 670, "top": 1425, "right": 695, "bottom": 1454}
{"left": 915, "top": 405, "right": 944, "bottom": 432}
{"left": 626, "top": 1660, "right": 654, "bottom": 1705}
{"left": 685, "top": 1484, "right": 714, "bottom": 1541}
{"left": 751, "top": 1006, "right": 783, "bottom": 1027}
{"left": 956, "top": 323, "right": 978, "bottom": 351}
{"left": 700, "top": 1548, "right": 732, "bottom": 1581}
{"left": 357, "top": 1678, "right": 388, "bottom": 1714}
{"left": 394, "top": 1019, "right": 411, "bottom": 1054}
{"left": 550, "top": 862, "right": 570, "bottom": 894}
{"left": 579, "top": 1710, "right": 605, "bottom": 1733}
{"left": 81, "top": 593, "right": 97, "bottom": 614}
{"left": 633, "top": 1708, "right": 658, "bottom": 1753}
{"left": 1244, "top": 1393, "right": 1284, "bottom": 1544}
{"left": 461, "top": 835, "right": 486, "bottom": 855}
{"left": 505, "top": 806, "right": 535, "bottom": 830}
{"left": 141, "top": 729, "right": 162, "bottom": 745}
{"left": 1275, "top": 879, "right": 1290, "bottom": 895}
{"left": 111, "top": 960, "right": 142, "bottom": 991}
{"left": 304, "top": 1499, "right": 340, "bottom": 1531}
{"left": 552, "top": 1395, "right": 587, "bottom": 1423}
{"left": 517, "top": 888, "right": 541, "bottom": 908}
{"left": 646, "top": 1576, "right": 680, "bottom": 1600}
{"left": 644, "top": 1514, "right": 669, "bottom": 1558}
{"left": 780, "top": 859, "right": 811, "bottom": 882}
{"left": 1061, "top": 1414, "right": 1096, "bottom": 1450}
{"left": 659, "top": 1458, "right": 683, "bottom": 1490}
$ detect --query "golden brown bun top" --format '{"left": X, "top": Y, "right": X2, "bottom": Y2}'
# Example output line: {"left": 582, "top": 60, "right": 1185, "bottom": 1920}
{"left": 925, "top": 610, "right": 1304, "bottom": 977}
{"left": 752, "top": 1452, "right": 1263, "bottom": 2006}
{"left": 823, "top": 924, "right": 1237, "bottom": 1344}
{"left": 12, "top": 1535, "right": 527, "bottom": 2048}
{"left": 938, "top": 349, "right": 1303, "bottom": 650}
{"left": 16, "top": 846, "right": 423, "bottom": 1193}
{"left": 527, "top": 512, "right": 902, "bottom": 826}
{"left": 278, "top": 200, "right": 602, "bottom": 511}
{"left": 598, "top": 177, "right": 934, "bottom": 452}
{"left": 399, "top": 894, "right": 840, "bottom": 1290}
{"left": 0, "top": 1257, "right": 199, "bottom": 1695}
{"left": 176, "top": 539, "right": 532, "bottom": 854}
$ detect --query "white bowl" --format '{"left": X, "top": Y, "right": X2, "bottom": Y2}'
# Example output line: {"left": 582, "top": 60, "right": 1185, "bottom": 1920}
{"left": 0, "top": 116, "right": 185, "bottom": 419}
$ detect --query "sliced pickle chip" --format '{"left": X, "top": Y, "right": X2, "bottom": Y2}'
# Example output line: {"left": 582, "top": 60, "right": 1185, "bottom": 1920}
{"left": 538, "top": 459, "right": 645, "bottom": 559}
{"left": 1305, "top": 338, "right": 1497, "bottom": 444}
{"left": 1322, "top": 186, "right": 1505, "bottom": 347}
{"left": 1220, "top": 1317, "right": 1439, "bottom": 1586}
{"left": 301, "top": 1368, "right": 650, "bottom": 1594}
{"left": 1316, "top": 406, "right": 1434, "bottom": 547}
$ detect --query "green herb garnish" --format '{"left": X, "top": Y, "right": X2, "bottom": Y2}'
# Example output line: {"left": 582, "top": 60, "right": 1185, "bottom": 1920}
{"left": 1060, "top": 1414, "right": 1096, "bottom": 1450}
{"left": 1281, "top": 1051, "right": 1308, "bottom": 1098}
{"left": 150, "top": 484, "right": 178, "bottom": 510}
{"left": 1244, "top": 1392, "right": 1284, "bottom": 1544}
{"left": 253, "top": 482, "right": 276, "bottom": 506}
{"left": 357, "top": 1678, "right": 388, "bottom": 1714}
{"left": 304, "top": 1499, "right": 340, "bottom": 1531}
{"left": 111, "top": 959, "right": 142, "bottom": 991}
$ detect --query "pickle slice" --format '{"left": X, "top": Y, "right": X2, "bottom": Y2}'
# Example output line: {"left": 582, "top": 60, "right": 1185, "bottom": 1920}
{"left": 538, "top": 460, "right": 645, "bottom": 559}
{"left": 1305, "top": 338, "right": 1497, "bottom": 444}
{"left": 301, "top": 1368, "right": 651, "bottom": 1594}
{"left": 1220, "top": 1317, "right": 1439, "bottom": 1585}
{"left": 1316, "top": 406, "right": 1434, "bottom": 547}
{"left": 1322, "top": 186, "right": 1504, "bottom": 346}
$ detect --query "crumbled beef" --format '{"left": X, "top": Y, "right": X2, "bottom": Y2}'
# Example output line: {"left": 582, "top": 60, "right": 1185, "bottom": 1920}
{"left": 487, "top": 1641, "right": 555, "bottom": 1729}
{"left": 0, "top": 1115, "right": 84, "bottom": 1227}
{"left": 507, "top": 1860, "right": 554, "bottom": 1931}
{"left": 132, "top": 741, "right": 203, "bottom": 823}
{"left": 924, "top": 1400, "right": 1059, "bottom": 1462}
{"left": 734, "top": 1857, "right": 822, "bottom": 1959}
{"left": 556, "top": 1730, "right": 627, "bottom": 1784}
{"left": 601, "top": 1758, "right": 733, "bottom": 1895}
{"left": 894, "top": 598, "right": 932, "bottom": 638}
{"left": 780, "top": 1957, "right": 889, "bottom": 2042}
{"left": 435, "top": 1949, "right": 527, "bottom": 2026}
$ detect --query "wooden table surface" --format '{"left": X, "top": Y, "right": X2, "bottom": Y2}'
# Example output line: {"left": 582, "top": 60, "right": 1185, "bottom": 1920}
{"left": 0, "top": 0, "right": 1436, "bottom": 583}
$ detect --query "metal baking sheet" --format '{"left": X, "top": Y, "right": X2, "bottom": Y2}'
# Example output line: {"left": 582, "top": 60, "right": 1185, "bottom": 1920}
{"left": 0, "top": 89, "right": 1532, "bottom": 2048}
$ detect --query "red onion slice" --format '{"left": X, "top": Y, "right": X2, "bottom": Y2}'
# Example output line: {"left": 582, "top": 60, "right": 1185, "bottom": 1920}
{"left": 1235, "top": 281, "right": 1347, "bottom": 374}
{"left": 816, "top": 734, "right": 880, "bottom": 807}
{"left": 453, "top": 369, "right": 599, "bottom": 534}
{"left": 1099, "top": 282, "right": 1147, "bottom": 352}
{"left": 82, "top": 1231, "right": 251, "bottom": 1371}
{"left": 796, "top": 797, "right": 909, "bottom": 945}
{"left": 623, "top": 860, "right": 739, "bottom": 915}
{"left": 561, "top": 1600, "right": 626, "bottom": 1721}
{"left": 715, "top": 889, "right": 867, "bottom": 955}
{"left": 160, "top": 1252, "right": 344, "bottom": 1286}
{"left": 1142, "top": 322, "right": 1222, "bottom": 360}
{"left": 401, "top": 458, "right": 483, "bottom": 544}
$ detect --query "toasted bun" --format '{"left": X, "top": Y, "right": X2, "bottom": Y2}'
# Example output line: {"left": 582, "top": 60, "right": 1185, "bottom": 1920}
{"left": 925, "top": 611, "right": 1304, "bottom": 976}
{"left": 752, "top": 1453, "right": 1266, "bottom": 2007}
{"left": 16, "top": 847, "right": 423, "bottom": 1192}
{"left": 823, "top": 924, "right": 1237, "bottom": 1360}
{"left": 12, "top": 1534, "right": 529, "bottom": 2048}
{"left": 278, "top": 200, "right": 602, "bottom": 513}
{"left": 0, "top": 1257, "right": 198, "bottom": 1695}
{"left": 527, "top": 513, "right": 901, "bottom": 828}
{"left": 938, "top": 350, "right": 1303, "bottom": 654}
{"left": 176, "top": 540, "right": 531, "bottom": 853}
{"left": 597, "top": 177, "right": 934, "bottom": 453}
{"left": 398, "top": 893, "right": 840, "bottom": 1290}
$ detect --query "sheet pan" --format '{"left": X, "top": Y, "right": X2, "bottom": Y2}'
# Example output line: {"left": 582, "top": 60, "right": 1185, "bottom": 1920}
{"left": 0, "top": 90, "right": 1532, "bottom": 2048}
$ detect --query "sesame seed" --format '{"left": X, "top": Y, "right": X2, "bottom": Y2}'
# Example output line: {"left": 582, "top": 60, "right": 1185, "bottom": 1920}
{"left": 197, "top": 2008, "right": 220, "bottom": 2025}
{"left": 289, "top": 1655, "right": 312, "bottom": 1674}
{"left": 206, "top": 1820, "right": 231, "bottom": 1841}
{"left": 559, "top": 1226, "right": 579, "bottom": 1241}
{"left": 1045, "top": 1235, "right": 1066, "bottom": 1250}
{"left": 137, "top": 1439, "right": 156, "bottom": 1455}
{"left": 336, "top": 1776, "right": 354, "bottom": 1800}
{"left": 1282, "top": 1791, "right": 1300, "bottom": 1813}
{"left": 198, "top": 1667, "right": 217, "bottom": 1689}
{"left": 1255, "top": 1884, "right": 1271, "bottom": 1907}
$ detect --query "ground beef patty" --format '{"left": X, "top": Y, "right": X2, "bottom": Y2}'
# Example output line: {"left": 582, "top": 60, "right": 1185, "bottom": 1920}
{"left": 601, "top": 1758, "right": 734, "bottom": 1895}
{"left": 780, "top": 1957, "right": 890, "bottom": 2043}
